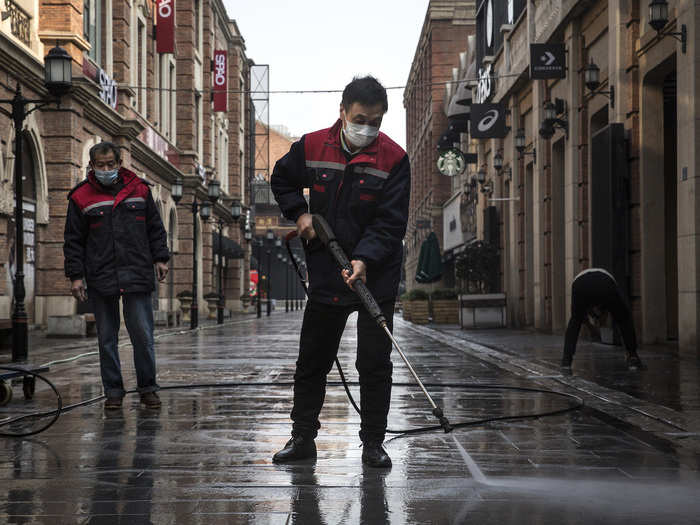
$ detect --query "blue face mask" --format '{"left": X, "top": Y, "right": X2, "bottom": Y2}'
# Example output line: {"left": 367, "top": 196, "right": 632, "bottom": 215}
{"left": 94, "top": 168, "right": 119, "bottom": 186}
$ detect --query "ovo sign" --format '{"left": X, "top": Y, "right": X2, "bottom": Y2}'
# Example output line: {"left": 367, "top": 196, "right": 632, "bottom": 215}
{"left": 156, "top": 0, "right": 175, "bottom": 54}
{"left": 213, "top": 50, "right": 227, "bottom": 112}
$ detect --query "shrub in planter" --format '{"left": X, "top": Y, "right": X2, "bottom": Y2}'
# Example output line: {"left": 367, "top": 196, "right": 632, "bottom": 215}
{"left": 430, "top": 288, "right": 459, "bottom": 324}
{"left": 401, "top": 289, "right": 429, "bottom": 324}
{"left": 455, "top": 242, "right": 506, "bottom": 328}
{"left": 455, "top": 241, "right": 499, "bottom": 294}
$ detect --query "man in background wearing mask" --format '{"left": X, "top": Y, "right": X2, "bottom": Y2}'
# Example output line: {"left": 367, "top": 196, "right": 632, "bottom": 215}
{"left": 63, "top": 142, "right": 170, "bottom": 410}
{"left": 271, "top": 76, "right": 410, "bottom": 468}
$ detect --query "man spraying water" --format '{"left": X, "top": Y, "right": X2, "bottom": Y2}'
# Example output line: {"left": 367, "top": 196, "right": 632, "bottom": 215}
{"left": 270, "top": 76, "right": 410, "bottom": 468}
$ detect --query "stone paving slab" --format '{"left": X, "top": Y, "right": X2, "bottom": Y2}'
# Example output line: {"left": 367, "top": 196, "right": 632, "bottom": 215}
{"left": 1, "top": 311, "right": 700, "bottom": 523}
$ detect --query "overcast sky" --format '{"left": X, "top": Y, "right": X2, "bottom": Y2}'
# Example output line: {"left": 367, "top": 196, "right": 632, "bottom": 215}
{"left": 222, "top": 0, "right": 430, "bottom": 148}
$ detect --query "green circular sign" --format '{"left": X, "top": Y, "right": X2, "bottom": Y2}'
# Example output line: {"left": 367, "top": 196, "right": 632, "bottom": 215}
{"left": 437, "top": 149, "right": 466, "bottom": 177}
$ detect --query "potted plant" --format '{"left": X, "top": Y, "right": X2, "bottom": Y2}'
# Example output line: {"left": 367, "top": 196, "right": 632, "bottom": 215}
{"left": 430, "top": 288, "right": 459, "bottom": 324}
{"left": 401, "top": 289, "right": 429, "bottom": 324}
{"left": 176, "top": 290, "right": 193, "bottom": 323}
{"left": 455, "top": 241, "right": 506, "bottom": 328}
{"left": 204, "top": 292, "right": 220, "bottom": 319}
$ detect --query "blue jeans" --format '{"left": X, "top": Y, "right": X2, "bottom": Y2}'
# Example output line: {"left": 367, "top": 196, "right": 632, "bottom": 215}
{"left": 92, "top": 292, "right": 159, "bottom": 398}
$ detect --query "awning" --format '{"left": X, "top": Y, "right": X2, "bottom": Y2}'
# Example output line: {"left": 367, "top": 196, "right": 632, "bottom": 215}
{"left": 213, "top": 232, "right": 244, "bottom": 259}
{"left": 415, "top": 232, "right": 444, "bottom": 284}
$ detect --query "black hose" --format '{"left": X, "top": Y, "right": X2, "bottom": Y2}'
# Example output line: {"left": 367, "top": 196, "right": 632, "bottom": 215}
{"left": 0, "top": 234, "right": 584, "bottom": 437}
{"left": 0, "top": 366, "right": 63, "bottom": 438}
{"left": 1, "top": 367, "right": 583, "bottom": 438}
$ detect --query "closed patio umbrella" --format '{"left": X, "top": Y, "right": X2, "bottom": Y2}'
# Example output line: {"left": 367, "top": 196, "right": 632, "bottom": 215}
{"left": 415, "top": 232, "right": 444, "bottom": 283}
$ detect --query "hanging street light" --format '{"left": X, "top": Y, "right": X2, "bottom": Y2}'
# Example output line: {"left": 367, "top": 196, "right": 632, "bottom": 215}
{"left": 2, "top": 43, "right": 73, "bottom": 361}
{"left": 648, "top": 0, "right": 686, "bottom": 53}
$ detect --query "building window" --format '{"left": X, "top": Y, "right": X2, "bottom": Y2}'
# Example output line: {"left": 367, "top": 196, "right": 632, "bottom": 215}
{"left": 84, "top": 0, "right": 102, "bottom": 65}
{"left": 138, "top": 17, "right": 145, "bottom": 113}
{"left": 194, "top": 0, "right": 202, "bottom": 53}
{"left": 195, "top": 91, "right": 202, "bottom": 159}
{"left": 169, "top": 59, "right": 177, "bottom": 139}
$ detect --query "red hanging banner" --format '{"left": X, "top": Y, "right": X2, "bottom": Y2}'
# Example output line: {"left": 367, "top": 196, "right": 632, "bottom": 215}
{"left": 213, "top": 50, "right": 227, "bottom": 112}
{"left": 156, "top": 0, "right": 175, "bottom": 54}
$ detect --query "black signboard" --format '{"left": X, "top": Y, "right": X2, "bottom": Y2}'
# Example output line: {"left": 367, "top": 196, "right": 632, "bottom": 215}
{"left": 470, "top": 103, "right": 507, "bottom": 138}
{"left": 530, "top": 43, "right": 566, "bottom": 79}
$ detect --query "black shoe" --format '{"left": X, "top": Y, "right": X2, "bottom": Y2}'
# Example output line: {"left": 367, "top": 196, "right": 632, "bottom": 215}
{"left": 104, "top": 396, "right": 123, "bottom": 410}
{"left": 272, "top": 436, "right": 316, "bottom": 463}
{"left": 362, "top": 442, "right": 392, "bottom": 468}
{"left": 627, "top": 354, "right": 647, "bottom": 371}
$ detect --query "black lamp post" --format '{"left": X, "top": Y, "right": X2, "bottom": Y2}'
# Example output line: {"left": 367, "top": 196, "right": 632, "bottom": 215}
{"left": 255, "top": 236, "right": 263, "bottom": 318}
{"left": 266, "top": 229, "right": 274, "bottom": 316}
{"left": 171, "top": 177, "right": 210, "bottom": 330}
{"left": 3, "top": 43, "right": 72, "bottom": 361}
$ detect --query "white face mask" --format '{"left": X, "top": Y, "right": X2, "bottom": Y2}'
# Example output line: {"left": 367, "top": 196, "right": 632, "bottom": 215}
{"left": 344, "top": 121, "right": 379, "bottom": 149}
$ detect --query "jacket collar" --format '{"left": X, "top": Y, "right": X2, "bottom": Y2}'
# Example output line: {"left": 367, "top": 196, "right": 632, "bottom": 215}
{"left": 87, "top": 167, "right": 141, "bottom": 208}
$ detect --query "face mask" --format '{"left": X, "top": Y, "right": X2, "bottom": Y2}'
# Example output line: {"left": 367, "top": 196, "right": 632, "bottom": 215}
{"left": 344, "top": 121, "right": 379, "bottom": 149}
{"left": 94, "top": 168, "right": 119, "bottom": 186}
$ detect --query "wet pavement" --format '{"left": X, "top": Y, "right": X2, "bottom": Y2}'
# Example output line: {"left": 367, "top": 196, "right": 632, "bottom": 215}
{"left": 2, "top": 311, "right": 700, "bottom": 524}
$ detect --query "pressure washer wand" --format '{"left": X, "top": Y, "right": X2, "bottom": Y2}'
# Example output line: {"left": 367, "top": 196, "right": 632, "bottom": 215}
{"left": 311, "top": 214, "right": 453, "bottom": 433}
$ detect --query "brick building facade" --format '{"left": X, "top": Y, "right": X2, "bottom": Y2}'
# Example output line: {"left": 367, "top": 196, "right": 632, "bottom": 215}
{"left": 0, "top": 0, "right": 254, "bottom": 333}
{"left": 404, "top": 1, "right": 475, "bottom": 292}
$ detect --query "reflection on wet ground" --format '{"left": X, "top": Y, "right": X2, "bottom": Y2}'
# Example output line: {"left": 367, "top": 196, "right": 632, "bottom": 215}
{"left": 1, "top": 312, "right": 699, "bottom": 523}
{"left": 439, "top": 326, "right": 700, "bottom": 425}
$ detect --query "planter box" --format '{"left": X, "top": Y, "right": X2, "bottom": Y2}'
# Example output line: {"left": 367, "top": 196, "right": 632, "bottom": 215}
{"left": 47, "top": 315, "right": 86, "bottom": 337}
{"left": 432, "top": 299, "right": 459, "bottom": 324}
{"left": 405, "top": 300, "right": 429, "bottom": 324}
{"left": 402, "top": 301, "right": 412, "bottom": 321}
{"left": 459, "top": 293, "right": 507, "bottom": 329}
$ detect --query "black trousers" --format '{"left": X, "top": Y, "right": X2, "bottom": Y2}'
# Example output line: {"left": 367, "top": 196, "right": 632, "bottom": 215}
{"left": 563, "top": 272, "right": 638, "bottom": 360}
{"left": 290, "top": 299, "right": 394, "bottom": 443}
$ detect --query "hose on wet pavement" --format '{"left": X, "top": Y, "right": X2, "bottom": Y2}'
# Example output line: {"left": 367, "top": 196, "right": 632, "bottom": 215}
{"left": 0, "top": 364, "right": 584, "bottom": 438}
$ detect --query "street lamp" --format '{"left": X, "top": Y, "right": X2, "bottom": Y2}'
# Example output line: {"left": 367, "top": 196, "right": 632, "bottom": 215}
{"left": 493, "top": 151, "right": 503, "bottom": 172}
{"left": 3, "top": 43, "right": 73, "bottom": 361}
{"left": 648, "top": 0, "right": 686, "bottom": 53}
{"left": 206, "top": 180, "right": 239, "bottom": 325}
{"left": 515, "top": 127, "right": 536, "bottom": 162}
{"left": 541, "top": 99, "right": 571, "bottom": 138}
{"left": 255, "top": 236, "right": 263, "bottom": 318}
{"left": 583, "top": 59, "right": 614, "bottom": 108}
{"left": 266, "top": 229, "right": 274, "bottom": 316}
{"left": 171, "top": 178, "right": 211, "bottom": 330}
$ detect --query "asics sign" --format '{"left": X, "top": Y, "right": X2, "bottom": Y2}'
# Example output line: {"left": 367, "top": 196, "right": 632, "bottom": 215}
{"left": 470, "top": 103, "right": 507, "bottom": 138}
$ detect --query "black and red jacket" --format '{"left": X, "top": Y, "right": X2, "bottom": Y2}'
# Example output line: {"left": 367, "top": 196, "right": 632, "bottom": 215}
{"left": 63, "top": 167, "right": 169, "bottom": 296}
{"left": 271, "top": 119, "right": 410, "bottom": 305}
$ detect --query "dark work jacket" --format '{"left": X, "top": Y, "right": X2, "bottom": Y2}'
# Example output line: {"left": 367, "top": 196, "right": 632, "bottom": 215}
{"left": 271, "top": 119, "right": 410, "bottom": 305}
{"left": 63, "top": 168, "right": 170, "bottom": 296}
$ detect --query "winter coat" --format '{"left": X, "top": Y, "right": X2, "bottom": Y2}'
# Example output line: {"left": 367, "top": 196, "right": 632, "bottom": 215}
{"left": 271, "top": 119, "right": 410, "bottom": 305}
{"left": 64, "top": 167, "right": 169, "bottom": 296}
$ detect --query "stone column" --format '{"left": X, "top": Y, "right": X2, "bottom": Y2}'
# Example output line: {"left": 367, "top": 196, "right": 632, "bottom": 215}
{"left": 676, "top": 0, "right": 699, "bottom": 351}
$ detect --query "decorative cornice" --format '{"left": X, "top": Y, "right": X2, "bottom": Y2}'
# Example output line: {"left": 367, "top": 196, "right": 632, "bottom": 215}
{"left": 71, "top": 78, "right": 124, "bottom": 136}
{"left": 0, "top": 33, "right": 46, "bottom": 95}
{"left": 117, "top": 119, "right": 145, "bottom": 142}
{"left": 131, "top": 140, "right": 185, "bottom": 184}
{"left": 38, "top": 31, "right": 90, "bottom": 52}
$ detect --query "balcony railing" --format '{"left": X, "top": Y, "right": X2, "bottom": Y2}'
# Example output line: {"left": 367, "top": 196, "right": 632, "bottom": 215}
{"left": 3, "top": 0, "right": 31, "bottom": 47}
